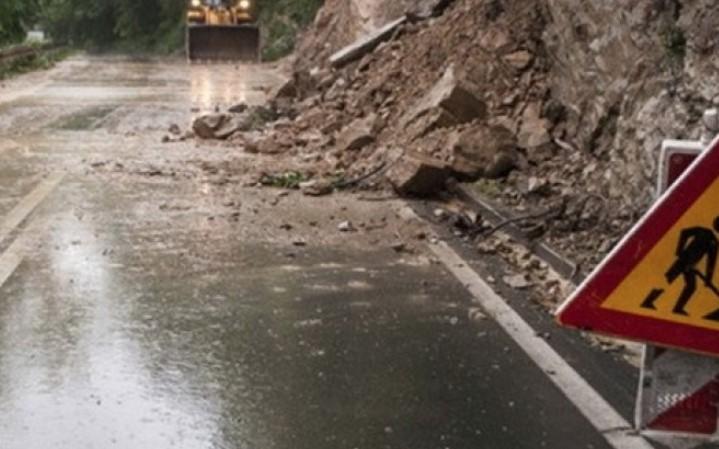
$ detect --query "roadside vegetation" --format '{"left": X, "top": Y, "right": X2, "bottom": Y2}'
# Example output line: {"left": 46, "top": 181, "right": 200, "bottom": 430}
{"left": 259, "top": 0, "right": 324, "bottom": 60}
{"left": 0, "top": 0, "right": 38, "bottom": 46}
{"left": 0, "top": 47, "right": 72, "bottom": 80}
{"left": 2, "top": 0, "right": 324, "bottom": 60}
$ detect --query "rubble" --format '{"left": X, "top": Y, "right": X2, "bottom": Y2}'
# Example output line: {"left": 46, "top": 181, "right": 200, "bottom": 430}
{"left": 182, "top": 0, "right": 719, "bottom": 283}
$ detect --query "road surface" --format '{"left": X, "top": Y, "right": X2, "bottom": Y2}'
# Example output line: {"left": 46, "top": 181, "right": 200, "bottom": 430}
{"left": 0, "top": 55, "right": 649, "bottom": 449}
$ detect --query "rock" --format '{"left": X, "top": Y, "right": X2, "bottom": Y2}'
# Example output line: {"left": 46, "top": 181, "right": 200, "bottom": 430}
{"left": 192, "top": 113, "right": 254, "bottom": 140}
{"left": 274, "top": 69, "right": 316, "bottom": 100}
{"left": 256, "top": 135, "right": 291, "bottom": 155}
{"left": 390, "top": 241, "right": 407, "bottom": 252}
{"left": 338, "top": 221, "right": 355, "bottom": 232}
{"left": 405, "top": 64, "right": 487, "bottom": 132}
{"left": 468, "top": 307, "right": 486, "bottom": 321}
{"left": 386, "top": 152, "right": 450, "bottom": 196}
{"left": 228, "top": 103, "right": 248, "bottom": 113}
{"left": 168, "top": 124, "right": 181, "bottom": 135}
{"left": 192, "top": 113, "right": 227, "bottom": 139}
{"left": 503, "top": 274, "right": 530, "bottom": 290}
{"left": 516, "top": 102, "right": 552, "bottom": 150}
{"left": 300, "top": 179, "right": 334, "bottom": 196}
{"left": 329, "top": 17, "right": 407, "bottom": 69}
{"left": 503, "top": 50, "right": 533, "bottom": 70}
{"left": 450, "top": 125, "right": 517, "bottom": 180}
{"left": 337, "top": 114, "right": 378, "bottom": 152}
{"left": 477, "top": 240, "right": 500, "bottom": 255}
{"left": 527, "top": 176, "right": 551, "bottom": 195}
{"left": 518, "top": 119, "right": 552, "bottom": 149}
{"left": 406, "top": 0, "right": 456, "bottom": 20}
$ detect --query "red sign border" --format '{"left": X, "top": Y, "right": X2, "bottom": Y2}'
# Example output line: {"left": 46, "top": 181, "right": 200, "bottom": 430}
{"left": 556, "top": 136, "right": 719, "bottom": 357}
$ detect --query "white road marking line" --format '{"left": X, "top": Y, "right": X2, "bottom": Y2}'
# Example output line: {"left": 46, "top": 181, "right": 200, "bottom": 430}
{"left": 0, "top": 173, "right": 64, "bottom": 290}
{"left": 0, "top": 79, "right": 51, "bottom": 104}
{"left": 398, "top": 205, "right": 655, "bottom": 449}
{"left": 0, "top": 240, "right": 23, "bottom": 288}
{"left": 0, "top": 172, "right": 65, "bottom": 245}
{"left": 0, "top": 138, "right": 20, "bottom": 154}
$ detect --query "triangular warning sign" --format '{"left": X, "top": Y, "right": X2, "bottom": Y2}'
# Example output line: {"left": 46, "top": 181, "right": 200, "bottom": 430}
{"left": 557, "top": 135, "right": 719, "bottom": 357}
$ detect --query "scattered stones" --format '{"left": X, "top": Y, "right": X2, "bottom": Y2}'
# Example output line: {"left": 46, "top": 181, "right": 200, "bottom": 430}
{"left": 503, "top": 274, "right": 530, "bottom": 290}
{"left": 168, "top": 123, "right": 182, "bottom": 135}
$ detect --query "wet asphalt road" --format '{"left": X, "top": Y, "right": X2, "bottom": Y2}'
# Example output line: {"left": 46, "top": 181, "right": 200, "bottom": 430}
{"left": 0, "top": 55, "right": 623, "bottom": 448}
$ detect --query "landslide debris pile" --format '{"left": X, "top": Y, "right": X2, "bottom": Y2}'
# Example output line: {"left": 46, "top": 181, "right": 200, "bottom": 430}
{"left": 190, "top": 0, "right": 719, "bottom": 269}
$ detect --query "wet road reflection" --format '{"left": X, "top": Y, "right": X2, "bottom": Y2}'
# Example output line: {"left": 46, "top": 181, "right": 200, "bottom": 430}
{"left": 0, "top": 57, "right": 612, "bottom": 449}
{"left": 0, "top": 201, "right": 608, "bottom": 448}
{"left": 190, "top": 63, "right": 279, "bottom": 110}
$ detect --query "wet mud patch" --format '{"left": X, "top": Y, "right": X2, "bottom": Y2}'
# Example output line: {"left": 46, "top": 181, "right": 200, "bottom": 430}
{"left": 51, "top": 105, "right": 119, "bottom": 130}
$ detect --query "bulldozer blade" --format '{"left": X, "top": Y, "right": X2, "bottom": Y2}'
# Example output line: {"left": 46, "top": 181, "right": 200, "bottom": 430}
{"left": 187, "top": 25, "right": 260, "bottom": 62}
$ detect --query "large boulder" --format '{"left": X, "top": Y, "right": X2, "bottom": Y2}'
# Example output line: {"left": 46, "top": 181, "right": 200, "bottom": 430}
{"left": 404, "top": 65, "right": 487, "bottom": 134}
{"left": 274, "top": 69, "right": 317, "bottom": 100}
{"left": 192, "top": 113, "right": 240, "bottom": 140}
{"left": 337, "top": 114, "right": 380, "bottom": 152}
{"left": 449, "top": 125, "right": 517, "bottom": 180}
{"left": 329, "top": 17, "right": 407, "bottom": 69}
{"left": 386, "top": 151, "right": 450, "bottom": 196}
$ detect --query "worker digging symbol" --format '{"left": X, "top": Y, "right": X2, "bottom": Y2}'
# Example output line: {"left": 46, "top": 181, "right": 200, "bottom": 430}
{"left": 641, "top": 216, "right": 719, "bottom": 319}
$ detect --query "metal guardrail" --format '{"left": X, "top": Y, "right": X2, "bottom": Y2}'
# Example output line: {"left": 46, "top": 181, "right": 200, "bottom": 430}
{"left": 0, "top": 43, "right": 55, "bottom": 64}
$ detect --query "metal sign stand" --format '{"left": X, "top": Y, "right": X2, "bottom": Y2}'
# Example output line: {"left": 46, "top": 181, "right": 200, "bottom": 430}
{"left": 636, "top": 110, "right": 719, "bottom": 448}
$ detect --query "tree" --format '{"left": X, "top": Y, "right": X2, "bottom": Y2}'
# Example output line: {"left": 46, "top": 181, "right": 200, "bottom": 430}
{"left": 0, "top": 0, "right": 38, "bottom": 45}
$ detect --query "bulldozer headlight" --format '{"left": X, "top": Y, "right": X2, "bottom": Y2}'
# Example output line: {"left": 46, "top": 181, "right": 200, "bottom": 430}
{"left": 238, "top": 0, "right": 251, "bottom": 9}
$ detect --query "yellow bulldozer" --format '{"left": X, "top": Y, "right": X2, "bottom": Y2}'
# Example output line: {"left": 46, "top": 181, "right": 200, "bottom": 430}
{"left": 186, "top": 0, "right": 260, "bottom": 62}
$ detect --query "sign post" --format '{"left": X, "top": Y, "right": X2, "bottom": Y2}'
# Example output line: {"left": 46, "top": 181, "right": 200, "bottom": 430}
{"left": 637, "top": 139, "right": 715, "bottom": 446}
{"left": 557, "top": 109, "right": 719, "bottom": 446}
{"left": 557, "top": 134, "right": 719, "bottom": 356}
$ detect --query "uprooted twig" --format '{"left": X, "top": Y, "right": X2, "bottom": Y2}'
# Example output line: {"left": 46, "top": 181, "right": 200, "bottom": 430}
{"left": 332, "top": 150, "right": 406, "bottom": 189}
{"left": 483, "top": 203, "right": 565, "bottom": 238}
